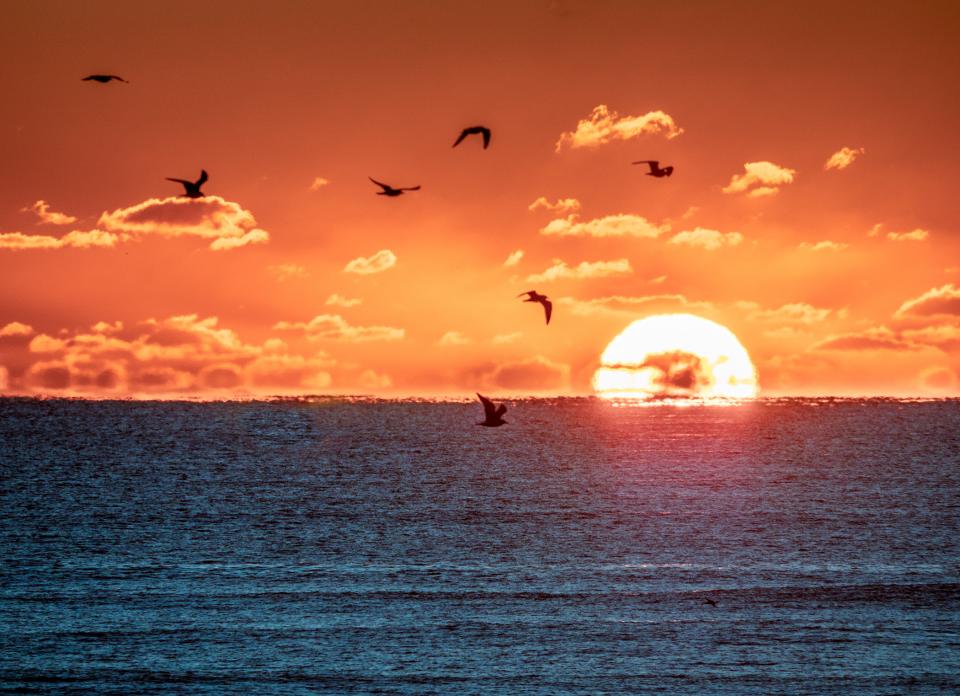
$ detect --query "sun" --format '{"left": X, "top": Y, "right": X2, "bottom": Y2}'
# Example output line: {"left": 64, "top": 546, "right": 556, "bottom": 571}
{"left": 593, "top": 314, "right": 758, "bottom": 400}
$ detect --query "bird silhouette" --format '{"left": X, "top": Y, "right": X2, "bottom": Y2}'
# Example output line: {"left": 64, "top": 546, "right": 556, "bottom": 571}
{"left": 517, "top": 290, "right": 552, "bottom": 325}
{"left": 82, "top": 74, "right": 128, "bottom": 84}
{"left": 369, "top": 177, "right": 420, "bottom": 197}
{"left": 477, "top": 393, "right": 507, "bottom": 427}
{"left": 452, "top": 126, "right": 491, "bottom": 149}
{"left": 632, "top": 160, "right": 674, "bottom": 177}
{"left": 703, "top": 598, "right": 718, "bottom": 607}
{"left": 166, "top": 170, "right": 208, "bottom": 198}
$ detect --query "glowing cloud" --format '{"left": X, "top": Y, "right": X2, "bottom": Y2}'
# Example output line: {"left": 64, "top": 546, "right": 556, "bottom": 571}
{"left": 528, "top": 197, "right": 581, "bottom": 213}
{"left": 540, "top": 214, "right": 667, "bottom": 238}
{"left": 343, "top": 249, "right": 397, "bottom": 275}
{"left": 492, "top": 332, "right": 522, "bottom": 344}
{"left": 97, "top": 195, "right": 269, "bottom": 250}
{"left": 824, "top": 146, "right": 865, "bottom": 171}
{"left": 895, "top": 284, "right": 960, "bottom": 318}
{"left": 555, "top": 105, "right": 683, "bottom": 151}
{"left": 722, "top": 161, "right": 796, "bottom": 197}
{"left": 438, "top": 331, "right": 471, "bottom": 346}
{"left": 269, "top": 264, "right": 309, "bottom": 281}
{"left": 326, "top": 294, "right": 362, "bottom": 308}
{"left": 0, "top": 229, "right": 126, "bottom": 250}
{"left": 309, "top": 177, "right": 331, "bottom": 191}
{"left": 274, "top": 314, "right": 404, "bottom": 342}
{"left": 22, "top": 200, "right": 77, "bottom": 225}
{"left": 558, "top": 294, "right": 713, "bottom": 318}
{"left": 669, "top": 228, "right": 743, "bottom": 250}
{"left": 736, "top": 301, "right": 831, "bottom": 324}
{"left": 503, "top": 249, "right": 524, "bottom": 267}
{"left": 526, "top": 258, "right": 633, "bottom": 283}
{"left": 868, "top": 223, "right": 930, "bottom": 242}
{"left": 813, "top": 327, "right": 918, "bottom": 352}
{"left": 0, "top": 321, "right": 35, "bottom": 337}
{"left": 798, "top": 240, "right": 849, "bottom": 251}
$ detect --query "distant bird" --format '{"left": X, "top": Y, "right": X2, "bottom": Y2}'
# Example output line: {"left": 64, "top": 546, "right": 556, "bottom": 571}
{"left": 369, "top": 177, "right": 421, "bottom": 197}
{"left": 477, "top": 393, "right": 507, "bottom": 427}
{"left": 452, "top": 125, "right": 491, "bottom": 149}
{"left": 632, "top": 160, "right": 674, "bottom": 178}
{"left": 82, "top": 74, "right": 128, "bottom": 84}
{"left": 517, "top": 290, "right": 552, "bottom": 325}
{"left": 703, "top": 598, "right": 718, "bottom": 607}
{"left": 166, "top": 170, "right": 208, "bottom": 198}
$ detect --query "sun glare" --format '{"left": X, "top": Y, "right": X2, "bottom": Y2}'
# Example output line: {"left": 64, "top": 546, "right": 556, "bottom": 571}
{"left": 593, "top": 314, "right": 758, "bottom": 400}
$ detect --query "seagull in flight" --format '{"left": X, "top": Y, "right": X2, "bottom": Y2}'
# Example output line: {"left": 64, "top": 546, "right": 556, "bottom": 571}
{"left": 477, "top": 393, "right": 507, "bottom": 427}
{"left": 82, "top": 74, "right": 128, "bottom": 84}
{"left": 452, "top": 125, "right": 491, "bottom": 149}
{"left": 517, "top": 290, "right": 552, "bottom": 325}
{"left": 369, "top": 177, "right": 421, "bottom": 197}
{"left": 166, "top": 170, "right": 208, "bottom": 198}
{"left": 632, "top": 160, "right": 674, "bottom": 178}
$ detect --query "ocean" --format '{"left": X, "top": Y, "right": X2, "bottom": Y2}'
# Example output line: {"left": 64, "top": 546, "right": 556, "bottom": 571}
{"left": 1, "top": 397, "right": 958, "bottom": 694}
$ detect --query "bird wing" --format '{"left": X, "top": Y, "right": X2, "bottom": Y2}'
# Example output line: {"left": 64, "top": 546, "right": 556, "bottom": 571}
{"left": 196, "top": 170, "right": 208, "bottom": 186}
{"left": 452, "top": 130, "right": 469, "bottom": 148}
{"left": 107, "top": 75, "right": 128, "bottom": 82}
{"left": 542, "top": 299, "right": 552, "bottom": 325}
{"left": 477, "top": 393, "right": 497, "bottom": 419}
{"left": 632, "top": 160, "right": 658, "bottom": 173}
{"left": 495, "top": 404, "right": 507, "bottom": 418}
{"left": 166, "top": 178, "right": 192, "bottom": 185}
{"left": 399, "top": 185, "right": 421, "bottom": 191}
{"left": 481, "top": 128, "right": 491, "bottom": 148}
{"left": 663, "top": 166, "right": 674, "bottom": 176}
{"left": 81, "top": 75, "right": 96, "bottom": 81}
{"left": 516, "top": 291, "right": 535, "bottom": 298}
{"left": 368, "top": 177, "right": 390, "bottom": 190}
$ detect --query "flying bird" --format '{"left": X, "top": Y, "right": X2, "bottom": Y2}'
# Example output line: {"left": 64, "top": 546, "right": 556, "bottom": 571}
{"left": 369, "top": 177, "right": 421, "bottom": 197}
{"left": 632, "top": 160, "right": 674, "bottom": 178}
{"left": 517, "top": 290, "right": 552, "bottom": 325}
{"left": 166, "top": 170, "right": 208, "bottom": 198}
{"left": 82, "top": 74, "right": 128, "bottom": 84}
{"left": 477, "top": 393, "right": 507, "bottom": 427}
{"left": 452, "top": 125, "right": 491, "bottom": 149}
{"left": 703, "top": 598, "right": 718, "bottom": 607}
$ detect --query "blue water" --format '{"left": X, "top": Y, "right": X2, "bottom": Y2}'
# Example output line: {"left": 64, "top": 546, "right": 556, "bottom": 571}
{"left": 1, "top": 397, "right": 959, "bottom": 694}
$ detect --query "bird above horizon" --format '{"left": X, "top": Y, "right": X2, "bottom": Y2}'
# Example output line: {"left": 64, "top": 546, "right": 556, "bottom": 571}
{"left": 632, "top": 160, "right": 674, "bottom": 177}
{"left": 369, "top": 177, "right": 421, "bottom": 197}
{"left": 166, "top": 170, "right": 208, "bottom": 198}
{"left": 517, "top": 290, "right": 552, "bottom": 325}
{"left": 452, "top": 125, "right": 491, "bottom": 149}
{"left": 81, "top": 74, "right": 128, "bottom": 84}
{"left": 477, "top": 393, "right": 507, "bottom": 427}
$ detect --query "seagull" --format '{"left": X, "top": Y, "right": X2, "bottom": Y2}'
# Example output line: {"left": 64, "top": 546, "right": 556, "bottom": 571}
{"left": 452, "top": 125, "right": 491, "bottom": 149}
{"left": 166, "top": 170, "right": 208, "bottom": 198}
{"left": 82, "top": 74, "right": 128, "bottom": 84}
{"left": 517, "top": 290, "right": 552, "bottom": 325}
{"left": 703, "top": 598, "right": 718, "bottom": 607}
{"left": 477, "top": 393, "right": 507, "bottom": 427}
{"left": 369, "top": 177, "right": 421, "bottom": 197}
{"left": 632, "top": 160, "right": 674, "bottom": 177}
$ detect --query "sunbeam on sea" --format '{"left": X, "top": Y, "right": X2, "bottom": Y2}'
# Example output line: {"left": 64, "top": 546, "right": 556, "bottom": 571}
{"left": 1, "top": 397, "right": 959, "bottom": 694}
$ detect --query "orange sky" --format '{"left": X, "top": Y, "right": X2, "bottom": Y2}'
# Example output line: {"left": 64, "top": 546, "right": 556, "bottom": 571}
{"left": 1, "top": 0, "right": 958, "bottom": 397}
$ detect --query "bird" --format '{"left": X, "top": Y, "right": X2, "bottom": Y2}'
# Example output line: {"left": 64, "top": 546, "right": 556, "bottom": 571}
{"left": 369, "top": 177, "right": 421, "bottom": 197}
{"left": 517, "top": 290, "right": 552, "bottom": 325}
{"left": 452, "top": 125, "right": 491, "bottom": 149}
{"left": 703, "top": 598, "right": 718, "bottom": 607}
{"left": 81, "top": 74, "right": 128, "bottom": 84}
{"left": 166, "top": 170, "right": 208, "bottom": 198}
{"left": 477, "top": 393, "right": 507, "bottom": 427}
{"left": 632, "top": 160, "right": 674, "bottom": 177}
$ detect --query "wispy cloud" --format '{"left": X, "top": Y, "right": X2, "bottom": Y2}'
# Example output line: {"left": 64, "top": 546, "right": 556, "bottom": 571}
{"left": 526, "top": 258, "right": 632, "bottom": 283}
{"left": 503, "top": 249, "right": 524, "bottom": 267}
{"left": 309, "top": 177, "right": 330, "bottom": 191}
{"left": 557, "top": 293, "right": 712, "bottom": 318}
{"left": 492, "top": 332, "right": 522, "bottom": 345}
{"left": 274, "top": 314, "right": 404, "bottom": 342}
{"left": 0, "top": 321, "right": 34, "bottom": 338}
{"left": 438, "top": 331, "right": 471, "bottom": 346}
{"left": 824, "top": 146, "right": 865, "bottom": 171}
{"left": 269, "top": 264, "right": 309, "bottom": 281}
{"left": 343, "top": 249, "right": 397, "bottom": 275}
{"left": 0, "top": 229, "right": 125, "bottom": 250}
{"left": 325, "top": 294, "right": 362, "bottom": 308}
{"left": 540, "top": 213, "right": 667, "bottom": 238}
{"left": 528, "top": 197, "right": 581, "bottom": 213}
{"left": 555, "top": 105, "right": 683, "bottom": 151}
{"left": 22, "top": 200, "right": 77, "bottom": 225}
{"left": 812, "top": 326, "right": 919, "bottom": 352}
{"left": 668, "top": 227, "right": 743, "bottom": 250}
{"left": 735, "top": 301, "right": 831, "bottom": 324}
{"left": 798, "top": 240, "right": 849, "bottom": 252}
{"left": 895, "top": 283, "right": 960, "bottom": 318}
{"left": 722, "top": 161, "right": 796, "bottom": 197}
{"left": 868, "top": 223, "right": 930, "bottom": 242}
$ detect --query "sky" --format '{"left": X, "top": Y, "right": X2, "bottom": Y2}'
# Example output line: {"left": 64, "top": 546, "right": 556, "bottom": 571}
{"left": 1, "top": 0, "right": 958, "bottom": 398}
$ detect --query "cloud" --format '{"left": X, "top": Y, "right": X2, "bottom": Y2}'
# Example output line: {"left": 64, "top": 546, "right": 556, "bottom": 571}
{"left": 868, "top": 223, "right": 931, "bottom": 242}
{"left": 602, "top": 350, "right": 715, "bottom": 397}
{"left": 309, "top": 177, "right": 330, "bottom": 191}
{"left": 919, "top": 366, "right": 957, "bottom": 392}
{"left": 358, "top": 369, "right": 392, "bottom": 390}
{"left": 812, "top": 326, "right": 919, "bottom": 352}
{"left": 722, "top": 161, "right": 796, "bottom": 197}
{"left": 97, "top": 195, "right": 269, "bottom": 251}
{"left": 438, "top": 331, "right": 471, "bottom": 346}
{"left": 824, "top": 146, "right": 865, "bottom": 171}
{"left": 492, "top": 332, "right": 522, "bottom": 345}
{"left": 528, "top": 197, "right": 581, "bottom": 213}
{"left": 901, "top": 325, "right": 960, "bottom": 352}
{"left": 503, "top": 249, "right": 524, "bottom": 267}
{"left": 479, "top": 356, "right": 570, "bottom": 391}
{"left": 798, "top": 240, "right": 849, "bottom": 252}
{"left": 325, "top": 294, "right": 362, "bottom": 308}
{"left": 0, "top": 229, "right": 126, "bottom": 250}
{"left": 526, "top": 258, "right": 633, "bottom": 283}
{"left": 22, "top": 200, "right": 77, "bottom": 225}
{"left": 668, "top": 227, "right": 743, "bottom": 250}
{"left": 343, "top": 249, "right": 397, "bottom": 275}
{"left": 736, "top": 301, "right": 831, "bottom": 324}
{"left": 274, "top": 314, "right": 404, "bottom": 342}
{"left": 649, "top": 275, "right": 667, "bottom": 285}
{"left": 558, "top": 293, "right": 713, "bottom": 318}
{"left": 0, "top": 321, "right": 34, "bottom": 338}
{"left": 555, "top": 105, "right": 683, "bottom": 151}
{"left": 895, "top": 284, "right": 960, "bottom": 318}
{"left": 269, "top": 264, "right": 309, "bottom": 281}
{"left": 29, "top": 334, "right": 68, "bottom": 352}
{"left": 540, "top": 214, "right": 668, "bottom": 238}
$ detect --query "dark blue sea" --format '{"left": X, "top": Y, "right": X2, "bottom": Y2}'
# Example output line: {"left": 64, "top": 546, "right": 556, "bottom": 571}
{"left": 1, "top": 397, "right": 959, "bottom": 694}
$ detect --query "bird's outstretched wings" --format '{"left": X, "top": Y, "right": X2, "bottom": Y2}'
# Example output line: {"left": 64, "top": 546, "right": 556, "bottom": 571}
{"left": 477, "top": 393, "right": 497, "bottom": 420}
{"left": 517, "top": 290, "right": 535, "bottom": 299}
{"left": 542, "top": 299, "right": 553, "bottom": 325}
{"left": 452, "top": 131, "right": 470, "bottom": 148}
{"left": 632, "top": 160, "right": 658, "bottom": 173}
{"left": 165, "top": 178, "right": 192, "bottom": 185}
{"left": 196, "top": 170, "right": 208, "bottom": 186}
{"left": 481, "top": 128, "right": 491, "bottom": 149}
{"left": 368, "top": 177, "right": 390, "bottom": 191}
{"left": 495, "top": 403, "right": 507, "bottom": 418}
{"left": 399, "top": 185, "right": 421, "bottom": 191}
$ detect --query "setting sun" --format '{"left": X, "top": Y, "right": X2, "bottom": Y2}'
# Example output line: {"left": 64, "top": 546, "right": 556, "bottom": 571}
{"left": 593, "top": 314, "right": 758, "bottom": 400}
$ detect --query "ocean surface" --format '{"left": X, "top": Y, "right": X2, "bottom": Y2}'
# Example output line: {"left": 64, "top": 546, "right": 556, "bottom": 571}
{"left": 1, "top": 397, "right": 959, "bottom": 694}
